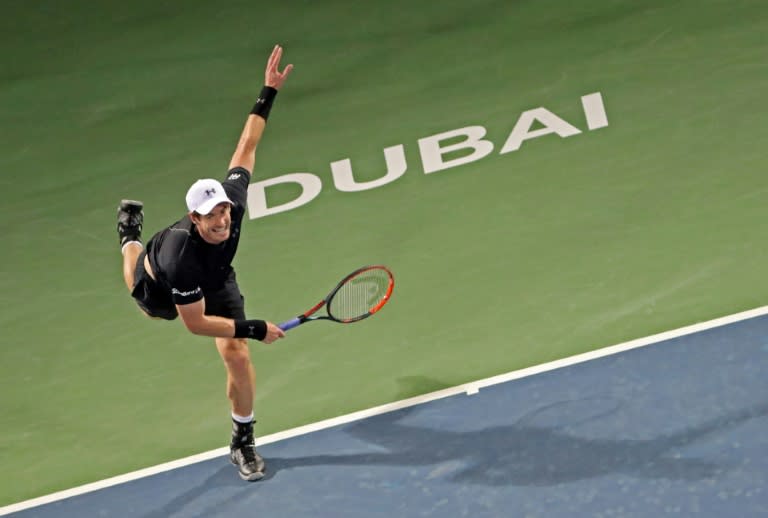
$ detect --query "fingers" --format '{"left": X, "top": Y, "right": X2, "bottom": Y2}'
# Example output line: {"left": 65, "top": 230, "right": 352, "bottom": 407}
{"left": 261, "top": 321, "right": 286, "bottom": 344}
{"left": 262, "top": 333, "right": 280, "bottom": 345}
{"left": 265, "top": 44, "right": 293, "bottom": 89}
{"left": 267, "top": 44, "right": 281, "bottom": 71}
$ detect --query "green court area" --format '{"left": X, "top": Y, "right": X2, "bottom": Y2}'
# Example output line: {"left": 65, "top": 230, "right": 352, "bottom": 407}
{"left": 1, "top": 0, "right": 767, "bottom": 506}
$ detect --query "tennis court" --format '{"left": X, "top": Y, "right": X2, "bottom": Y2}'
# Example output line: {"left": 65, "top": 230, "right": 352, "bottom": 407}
{"left": 4, "top": 310, "right": 768, "bottom": 516}
{"left": 1, "top": 1, "right": 767, "bottom": 515}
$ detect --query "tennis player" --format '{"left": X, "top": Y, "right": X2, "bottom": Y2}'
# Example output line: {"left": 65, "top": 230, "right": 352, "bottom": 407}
{"left": 116, "top": 45, "right": 293, "bottom": 481}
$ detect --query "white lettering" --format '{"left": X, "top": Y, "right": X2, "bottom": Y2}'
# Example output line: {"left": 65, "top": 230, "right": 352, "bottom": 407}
{"left": 581, "top": 92, "right": 609, "bottom": 130}
{"left": 499, "top": 108, "right": 581, "bottom": 154}
{"left": 172, "top": 287, "right": 201, "bottom": 297}
{"left": 331, "top": 144, "right": 407, "bottom": 192}
{"left": 246, "top": 173, "right": 322, "bottom": 219}
{"left": 418, "top": 126, "right": 494, "bottom": 174}
{"left": 245, "top": 92, "right": 609, "bottom": 219}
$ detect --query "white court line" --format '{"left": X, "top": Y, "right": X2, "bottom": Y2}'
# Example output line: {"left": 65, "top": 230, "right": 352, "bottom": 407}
{"left": 3, "top": 304, "right": 768, "bottom": 516}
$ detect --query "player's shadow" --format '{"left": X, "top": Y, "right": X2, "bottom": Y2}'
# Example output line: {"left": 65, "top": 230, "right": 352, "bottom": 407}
{"left": 143, "top": 395, "right": 767, "bottom": 518}
{"left": 261, "top": 397, "right": 768, "bottom": 487}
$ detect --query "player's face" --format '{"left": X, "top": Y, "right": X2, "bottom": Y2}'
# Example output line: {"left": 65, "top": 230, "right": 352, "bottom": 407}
{"left": 193, "top": 203, "right": 232, "bottom": 244}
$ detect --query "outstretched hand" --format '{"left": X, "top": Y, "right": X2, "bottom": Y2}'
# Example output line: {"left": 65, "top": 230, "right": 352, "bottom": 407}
{"left": 265, "top": 44, "right": 293, "bottom": 90}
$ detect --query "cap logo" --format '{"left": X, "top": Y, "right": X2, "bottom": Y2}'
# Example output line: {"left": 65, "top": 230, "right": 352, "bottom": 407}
{"left": 205, "top": 188, "right": 216, "bottom": 197}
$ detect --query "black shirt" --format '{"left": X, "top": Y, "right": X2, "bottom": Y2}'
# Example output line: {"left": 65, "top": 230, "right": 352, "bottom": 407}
{"left": 145, "top": 167, "right": 250, "bottom": 306}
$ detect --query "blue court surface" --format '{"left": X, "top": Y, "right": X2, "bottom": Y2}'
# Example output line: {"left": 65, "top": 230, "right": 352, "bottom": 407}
{"left": 5, "top": 311, "right": 768, "bottom": 517}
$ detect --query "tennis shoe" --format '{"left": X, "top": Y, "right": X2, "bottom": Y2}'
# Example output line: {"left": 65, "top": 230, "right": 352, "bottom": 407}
{"left": 230, "top": 441, "right": 266, "bottom": 481}
{"left": 117, "top": 200, "right": 144, "bottom": 246}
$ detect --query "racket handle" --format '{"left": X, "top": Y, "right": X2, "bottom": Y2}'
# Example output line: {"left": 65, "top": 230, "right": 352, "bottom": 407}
{"left": 278, "top": 317, "right": 302, "bottom": 331}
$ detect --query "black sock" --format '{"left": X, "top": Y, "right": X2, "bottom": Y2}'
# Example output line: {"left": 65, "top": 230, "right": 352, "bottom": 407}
{"left": 231, "top": 419, "right": 254, "bottom": 448}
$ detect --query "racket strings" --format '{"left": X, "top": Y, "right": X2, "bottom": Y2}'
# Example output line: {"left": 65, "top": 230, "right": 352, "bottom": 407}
{"left": 328, "top": 268, "right": 391, "bottom": 321}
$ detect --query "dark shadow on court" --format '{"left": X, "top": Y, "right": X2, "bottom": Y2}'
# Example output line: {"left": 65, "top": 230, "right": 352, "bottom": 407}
{"left": 261, "top": 398, "right": 768, "bottom": 487}
{"left": 135, "top": 398, "right": 767, "bottom": 518}
{"left": 139, "top": 463, "right": 245, "bottom": 518}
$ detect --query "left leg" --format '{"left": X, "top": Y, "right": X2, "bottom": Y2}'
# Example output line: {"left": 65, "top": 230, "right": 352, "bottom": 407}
{"left": 121, "top": 243, "right": 143, "bottom": 292}
{"left": 117, "top": 200, "right": 144, "bottom": 292}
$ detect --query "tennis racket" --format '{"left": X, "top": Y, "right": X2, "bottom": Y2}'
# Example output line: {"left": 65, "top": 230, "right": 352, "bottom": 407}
{"left": 278, "top": 265, "right": 394, "bottom": 331}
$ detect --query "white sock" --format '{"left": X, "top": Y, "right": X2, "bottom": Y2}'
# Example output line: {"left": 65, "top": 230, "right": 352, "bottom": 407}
{"left": 121, "top": 240, "right": 143, "bottom": 255}
{"left": 232, "top": 412, "right": 254, "bottom": 424}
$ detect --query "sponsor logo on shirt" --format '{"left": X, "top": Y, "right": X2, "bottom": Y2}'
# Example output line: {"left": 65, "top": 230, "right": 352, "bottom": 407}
{"left": 172, "top": 287, "right": 202, "bottom": 297}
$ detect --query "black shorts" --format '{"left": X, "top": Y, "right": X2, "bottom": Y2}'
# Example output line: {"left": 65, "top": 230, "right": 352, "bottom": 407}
{"left": 202, "top": 271, "right": 246, "bottom": 321}
{"left": 131, "top": 251, "right": 177, "bottom": 320}
{"left": 131, "top": 252, "right": 245, "bottom": 321}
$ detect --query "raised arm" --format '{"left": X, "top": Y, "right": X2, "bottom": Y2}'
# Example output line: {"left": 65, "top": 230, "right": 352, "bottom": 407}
{"left": 228, "top": 44, "right": 294, "bottom": 173}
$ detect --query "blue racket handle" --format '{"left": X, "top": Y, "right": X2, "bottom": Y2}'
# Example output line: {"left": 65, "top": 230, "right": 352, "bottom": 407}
{"left": 278, "top": 317, "right": 302, "bottom": 331}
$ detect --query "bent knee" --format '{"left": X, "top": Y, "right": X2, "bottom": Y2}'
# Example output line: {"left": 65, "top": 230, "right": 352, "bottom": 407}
{"left": 217, "top": 337, "right": 248, "bottom": 350}
{"left": 216, "top": 337, "right": 250, "bottom": 365}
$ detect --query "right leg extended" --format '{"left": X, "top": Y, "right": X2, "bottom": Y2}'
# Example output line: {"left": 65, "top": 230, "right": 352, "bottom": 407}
{"left": 216, "top": 336, "right": 266, "bottom": 481}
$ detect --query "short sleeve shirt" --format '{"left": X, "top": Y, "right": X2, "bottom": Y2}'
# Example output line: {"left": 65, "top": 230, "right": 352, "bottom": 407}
{"left": 146, "top": 167, "right": 251, "bottom": 305}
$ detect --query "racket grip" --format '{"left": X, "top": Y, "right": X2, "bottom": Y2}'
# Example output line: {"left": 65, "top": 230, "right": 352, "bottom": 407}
{"left": 278, "top": 317, "right": 302, "bottom": 331}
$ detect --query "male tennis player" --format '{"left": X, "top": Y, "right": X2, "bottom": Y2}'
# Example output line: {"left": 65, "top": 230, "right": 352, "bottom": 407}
{"left": 116, "top": 45, "right": 293, "bottom": 481}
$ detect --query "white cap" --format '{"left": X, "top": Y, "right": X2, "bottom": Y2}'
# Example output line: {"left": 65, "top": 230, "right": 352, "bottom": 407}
{"left": 185, "top": 179, "right": 233, "bottom": 215}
